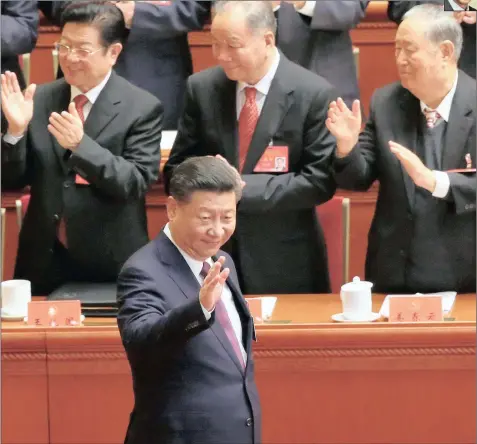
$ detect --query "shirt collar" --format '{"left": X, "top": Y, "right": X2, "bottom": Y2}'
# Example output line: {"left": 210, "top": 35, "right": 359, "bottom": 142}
{"left": 237, "top": 47, "right": 280, "bottom": 97}
{"left": 163, "top": 223, "right": 213, "bottom": 280}
{"left": 448, "top": 0, "right": 467, "bottom": 10}
{"left": 420, "top": 71, "right": 458, "bottom": 122}
{"left": 70, "top": 69, "right": 112, "bottom": 104}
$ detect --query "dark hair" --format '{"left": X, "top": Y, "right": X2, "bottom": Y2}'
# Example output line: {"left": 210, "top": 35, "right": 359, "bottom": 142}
{"left": 60, "top": 1, "right": 127, "bottom": 47}
{"left": 169, "top": 157, "right": 242, "bottom": 203}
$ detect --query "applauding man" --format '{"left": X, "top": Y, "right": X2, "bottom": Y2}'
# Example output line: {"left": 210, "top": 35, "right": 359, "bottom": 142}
{"left": 327, "top": 4, "right": 475, "bottom": 294}
{"left": 1, "top": 2, "right": 162, "bottom": 294}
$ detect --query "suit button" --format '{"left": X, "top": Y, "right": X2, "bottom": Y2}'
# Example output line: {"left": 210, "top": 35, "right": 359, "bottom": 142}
{"left": 399, "top": 250, "right": 406, "bottom": 257}
{"left": 246, "top": 418, "right": 253, "bottom": 427}
{"left": 49, "top": 248, "right": 54, "bottom": 254}
{"left": 53, "top": 214, "right": 60, "bottom": 221}
{"left": 64, "top": 183, "right": 70, "bottom": 188}
{"left": 407, "top": 213, "right": 413, "bottom": 221}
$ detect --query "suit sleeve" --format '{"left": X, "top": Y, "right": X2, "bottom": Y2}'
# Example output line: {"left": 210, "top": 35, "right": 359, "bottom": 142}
{"left": 1, "top": 0, "right": 38, "bottom": 57}
{"left": 310, "top": 0, "right": 369, "bottom": 30}
{"left": 163, "top": 78, "right": 202, "bottom": 194}
{"left": 66, "top": 99, "right": 163, "bottom": 201}
{"left": 445, "top": 173, "right": 476, "bottom": 214}
{"left": 387, "top": 1, "right": 441, "bottom": 23}
{"left": 117, "top": 265, "right": 211, "bottom": 350}
{"left": 1, "top": 136, "right": 31, "bottom": 189}
{"left": 238, "top": 86, "right": 337, "bottom": 213}
{"left": 128, "top": 0, "right": 210, "bottom": 39}
{"left": 333, "top": 92, "right": 379, "bottom": 191}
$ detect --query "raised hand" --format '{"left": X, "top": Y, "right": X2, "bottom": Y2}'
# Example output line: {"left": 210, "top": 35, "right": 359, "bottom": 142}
{"left": 47, "top": 101, "right": 84, "bottom": 151}
{"left": 326, "top": 98, "right": 361, "bottom": 158}
{"left": 199, "top": 256, "right": 230, "bottom": 312}
{"left": 1, "top": 71, "right": 36, "bottom": 136}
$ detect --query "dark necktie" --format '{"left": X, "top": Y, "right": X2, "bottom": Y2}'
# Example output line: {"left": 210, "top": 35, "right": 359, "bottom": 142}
{"left": 200, "top": 262, "right": 245, "bottom": 368}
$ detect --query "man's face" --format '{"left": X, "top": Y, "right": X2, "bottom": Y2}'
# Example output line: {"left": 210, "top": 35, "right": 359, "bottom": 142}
{"left": 211, "top": 7, "right": 274, "bottom": 84}
{"left": 59, "top": 23, "right": 122, "bottom": 92}
{"left": 395, "top": 18, "right": 446, "bottom": 96}
{"left": 167, "top": 191, "right": 237, "bottom": 261}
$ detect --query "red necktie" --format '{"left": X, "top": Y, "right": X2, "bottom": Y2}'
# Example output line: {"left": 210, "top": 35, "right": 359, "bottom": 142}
{"left": 200, "top": 262, "right": 245, "bottom": 368}
{"left": 73, "top": 94, "right": 89, "bottom": 123}
{"left": 238, "top": 87, "right": 259, "bottom": 172}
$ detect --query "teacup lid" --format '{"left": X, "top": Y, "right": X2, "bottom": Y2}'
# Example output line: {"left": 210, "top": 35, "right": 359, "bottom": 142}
{"left": 341, "top": 276, "right": 373, "bottom": 292}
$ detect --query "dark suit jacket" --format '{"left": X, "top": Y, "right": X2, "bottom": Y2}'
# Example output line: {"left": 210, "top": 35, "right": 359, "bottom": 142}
{"left": 163, "top": 54, "right": 337, "bottom": 294}
{"left": 2, "top": 72, "right": 163, "bottom": 292}
{"left": 276, "top": 0, "right": 369, "bottom": 106}
{"left": 333, "top": 71, "right": 476, "bottom": 293}
{"left": 0, "top": 0, "right": 38, "bottom": 90}
{"left": 388, "top": 1, "right": 476, "bottom": 79}
{"left": 46, "top": 0, "right": 210, "bottom": 130}
{"left": 117, "top": 232, "right": 261, "bottom": 444}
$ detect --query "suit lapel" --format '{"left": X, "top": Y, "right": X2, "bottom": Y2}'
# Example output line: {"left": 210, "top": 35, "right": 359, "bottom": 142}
{"left": 214, "top": 75, "right": 238, "bottom": 167}
{"left": 442, "top": 74, "right": 473, "bottom": 170}
{"left": 83, "top": 72, "right": 121, "bottom": 141}
{"left": 397, "top": 89, "right": 421, "bottom": 209}
{"left": 242, "top": 57, "right": 294, "bottom": 174}
{"left": 49, "top": 80, "right": 72, "bottom": 174}
{"left": 157, "top": 235, "right": 246, "bottom": 374}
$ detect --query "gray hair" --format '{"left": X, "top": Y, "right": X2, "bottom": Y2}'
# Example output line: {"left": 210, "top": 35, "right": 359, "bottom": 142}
{"left": 403, "top": 4, "right": 463, "bottom": 60}
{"left": 169, "top": 156, "right": 242, "bottom": 203}
{"left": 214, "top": 1, "right": 277, "bottom": 35}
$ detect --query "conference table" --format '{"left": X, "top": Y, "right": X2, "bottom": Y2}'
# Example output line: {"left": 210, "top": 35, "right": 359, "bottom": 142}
{"left": 2, "top": 293, "right": 475, "bottom": 444}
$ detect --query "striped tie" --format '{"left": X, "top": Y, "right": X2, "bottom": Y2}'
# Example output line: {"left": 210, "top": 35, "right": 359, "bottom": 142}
{"left": 423, "top": 107, "right": 441, "bottom": 129}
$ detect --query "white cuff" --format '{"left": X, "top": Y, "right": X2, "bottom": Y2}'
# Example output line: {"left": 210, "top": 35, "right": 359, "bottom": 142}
{"left": 432, "top": 170, "right": 450, "bottom": 198}
{"left": 273, "top": 4, "right": 280, "bottom": 12}
{"left": 3, "top": 132, "right": 24, "bottom": 145}
{"left": 296, "top": 1, "right": 316, "bottom": 16}
{"left": 201, "top": 302, "right": 212, "bottom": 321}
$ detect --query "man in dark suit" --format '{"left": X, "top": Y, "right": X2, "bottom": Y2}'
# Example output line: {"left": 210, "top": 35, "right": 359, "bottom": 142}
{"left": 273, "top": 0, "right": 369, "bottom": 107}
{"left": 327, "top": 4, "right": 475, "bottom": 293}
{"left": 442, "top": 0, "right": 477, "bottom": 10}
{"left": 388, "top": 0, "right": 476, "bottom": 79}
{"left": 1, "top": 2, "right": 162, "bottom": 295}
{"left": 164, "top": 1, "right": 337, "bottom": 295}
{"left": 1, "top": 1, "right": 38, "bottom": 91}
{"left": 117, "top": 156, "right": 261, "bottom": 444}
{"left": 43, "top": 0, "right": 210, "bottom": 129}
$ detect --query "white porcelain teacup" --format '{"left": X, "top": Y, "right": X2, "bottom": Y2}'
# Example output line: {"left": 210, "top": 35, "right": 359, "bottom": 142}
{"left": 1, "top": 280, "right": 32, "bottom": 317}
{"left": 340, "top": 277, "right": 373, "bottom": 321}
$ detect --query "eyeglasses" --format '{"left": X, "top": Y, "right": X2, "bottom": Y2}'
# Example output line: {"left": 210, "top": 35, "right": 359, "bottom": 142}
{"left": 55, "top": 42, "right": 103, "bottom": 60}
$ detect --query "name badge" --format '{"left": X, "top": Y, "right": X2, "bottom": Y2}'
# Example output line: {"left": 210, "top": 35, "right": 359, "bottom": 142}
{"left": 75, "top": 174, "right": 90, "bottom": 185}
{"left": 254, "top": 146, "right": 289, "bottom": 173}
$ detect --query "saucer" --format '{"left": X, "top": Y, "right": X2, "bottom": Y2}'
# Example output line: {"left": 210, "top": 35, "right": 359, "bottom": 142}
{"left": 1, "top": 311, "right": 26, "bottom": 321}
{"left": 331, "top": 312, "right": 381, "bottom": 323}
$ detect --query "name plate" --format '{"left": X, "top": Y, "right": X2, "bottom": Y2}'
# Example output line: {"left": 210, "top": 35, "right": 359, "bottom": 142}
{"left": 389, "top": 296, "right": 443, "bottom": 322}
{"left": 27, "top": 300, "right": 81, "bottom": 326}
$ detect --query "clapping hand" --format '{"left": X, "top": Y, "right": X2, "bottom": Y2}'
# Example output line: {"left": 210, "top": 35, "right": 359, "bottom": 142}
{"left": 1, "top": 71, "right": 36, "bottom": 136}
{"left": 47, "top": 102, "right": 84, "bottom": 151}
{"left": 326, "top": 98, "right": 362, "bottom": 158}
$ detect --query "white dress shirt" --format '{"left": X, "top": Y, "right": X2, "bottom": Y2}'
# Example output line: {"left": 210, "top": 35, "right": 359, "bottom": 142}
{"left": 420, "top": 71, "right": 459, "bottom": 199}
{"left": 273, "top": 1, "right": 316, "bottom": 17}
{"left": 4, "top": 70, "right": 112, "bottom": 144}
{"left": 163, "top": 224, "right": 247, "bottom": 363}
{"left": 236, "top": 47, "right": 280, "bottom": 120}
{"left": 447, "top": 0, "right": 468, "bottom": 10}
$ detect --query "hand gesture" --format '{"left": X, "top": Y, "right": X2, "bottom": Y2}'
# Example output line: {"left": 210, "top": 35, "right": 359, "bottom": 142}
{"left": 462, "top": 11, "right": 476, "bottom": 24}
{"left": 1, "top": 71, "right": 36, "bottom": 136}
{"left": 326, "top": 98, "right": 361, "bottom": 158}
{"left": 199, "top": 256, "right": 230, "bottom": 312}
{"left": 389, "top": 141, "right": 436, "bottom": 193}
{"left": 48, "top": 102, "right": 84, "bottom": 151}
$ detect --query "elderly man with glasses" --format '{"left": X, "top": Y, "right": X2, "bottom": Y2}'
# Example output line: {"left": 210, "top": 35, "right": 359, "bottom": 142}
{"left": 1, "top": 2, "right": 162, "bottom": 295}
